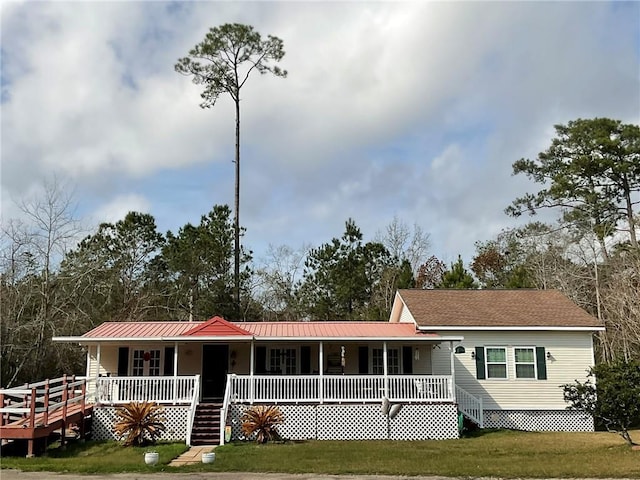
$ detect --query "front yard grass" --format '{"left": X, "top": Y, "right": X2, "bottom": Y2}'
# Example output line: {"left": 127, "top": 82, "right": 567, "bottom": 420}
{"left": 1, "top": 430, "right": 639, "bottom": 477}
{"left": 0, "top": 441, "right": 189, "bottom": 474}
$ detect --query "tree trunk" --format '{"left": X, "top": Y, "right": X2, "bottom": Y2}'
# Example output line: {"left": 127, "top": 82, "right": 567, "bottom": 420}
{"left": 622, "top": 175, "right": 638, "bottom": 247}
{"left": 234, "top": 96, "right": 241, "bottom": 320}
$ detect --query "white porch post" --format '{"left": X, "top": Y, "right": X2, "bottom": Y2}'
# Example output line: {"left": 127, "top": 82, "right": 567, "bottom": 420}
{"left": 173, "top": 342, "right": 179, "bottom": 405}
{"left": 96, "top": 344, "right": 102, "bottom": 379}
{"left": 383, "top": 341, "right": 388, "bottom": 397}
{"left": 319, "top": 342, "right": 324, "bottom": 404}
{"left": 250, "top": 340, "right": 255, "bottom": 404}
{"left": 449, "top": 341, "right": 455, "bottom": 401}
{"left": 85, "top": 346, "right": 91, "bottom": 378}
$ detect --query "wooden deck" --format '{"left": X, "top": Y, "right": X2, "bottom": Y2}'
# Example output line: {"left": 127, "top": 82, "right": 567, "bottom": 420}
{"left": 0, "top": 376, "right": 92, "bottom": 456}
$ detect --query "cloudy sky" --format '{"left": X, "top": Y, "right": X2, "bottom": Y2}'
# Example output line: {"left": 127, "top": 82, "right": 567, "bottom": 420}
{"left": 2, "top": 1, "right": 639, "bottom": 266}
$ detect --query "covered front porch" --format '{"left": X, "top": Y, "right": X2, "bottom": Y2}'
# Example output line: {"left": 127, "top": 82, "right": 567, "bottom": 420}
{"left": 54, "top": 317, "right": 482, "bottom": 444}
{"left": 91, "top": 372, "right": 465, "bottom": 444}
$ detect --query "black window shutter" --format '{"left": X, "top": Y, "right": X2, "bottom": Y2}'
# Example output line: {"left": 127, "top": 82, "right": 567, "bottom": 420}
{"left": 117, "top": 347, "right": 129, "bottom": 376}
{"left": 475, "top": 347, "right": 485, "bottom": 380}
{"left": 536, "top": 347, "right": 547, "bottom": 380}
{"left": 358, "top": 346, "right": 369, "bottom": 374}
{"left": 300, "top": 346, "right": 311, "bottom": 374}
{"left": 164, "top": 347, "right": 175, "bottom": 376}
{"left": 256, "top": 346, "right": 267, "bottom": 374}
{"left": 402, "top": 346, "right": 413, "bottom": 374}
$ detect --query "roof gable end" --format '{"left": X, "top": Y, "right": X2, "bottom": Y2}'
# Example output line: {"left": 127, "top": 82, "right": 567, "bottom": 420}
{"left": 182, "top": 316, "right": 253, "bottom": 337}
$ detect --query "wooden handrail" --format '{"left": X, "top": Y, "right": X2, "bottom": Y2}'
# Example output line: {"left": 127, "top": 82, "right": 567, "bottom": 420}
{"left": 43, "top": 379, "right": 50, "bottom": 426}
{"left": 28, "top": 387, "right": 36, "bottom": 429}
{"left": 0, "top": 377, "right": 90, "bottom": 430}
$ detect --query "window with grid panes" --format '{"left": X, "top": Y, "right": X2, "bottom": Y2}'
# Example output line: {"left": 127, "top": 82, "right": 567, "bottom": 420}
{"left": 132, "top": 349, "right": 161, "bottom": 376}
{"left": 514, "top": 347, "right": 536, "bottom": 378}
{"left": 372, "top": 348, "right": 400, "bottom": 374}
{"left": 485, "top": 347, "right": 507, "bottom": 379}
{"left": 269, "top": 348, "right": 297, "bottom": 374}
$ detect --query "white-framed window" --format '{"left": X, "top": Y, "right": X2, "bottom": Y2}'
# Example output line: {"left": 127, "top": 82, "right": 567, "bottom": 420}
{"left": 514, "top": 347, "right": 536, "bottom": 379}
{"left": 485, "top": 347, "right": 507, "bottom": 379}
{"left": 132, "top": 349, "right": 161, "bottom": 376}
{"left": 372, "top": 348, "right": 400, "bottom": 374}
{"left": 269, "top": 348, "right": 297, "bottom": 374}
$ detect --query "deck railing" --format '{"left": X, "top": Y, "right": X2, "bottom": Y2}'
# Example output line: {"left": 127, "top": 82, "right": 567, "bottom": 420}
{"left": 0, "top": 376, "right": 88, "bottom": 429}
{"left": 95, "top": 376, "right": 198, "bottom": 405}
{"left": 228, "top": 374, "right": 454, "bottom": 404}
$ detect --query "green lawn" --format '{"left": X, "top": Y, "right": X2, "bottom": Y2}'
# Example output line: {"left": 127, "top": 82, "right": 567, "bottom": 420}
{"left": 0, "top": 441, "right": 189, "bottom": 474}
{"left": 1, "top": 430, "right": 639, "bottom": 477}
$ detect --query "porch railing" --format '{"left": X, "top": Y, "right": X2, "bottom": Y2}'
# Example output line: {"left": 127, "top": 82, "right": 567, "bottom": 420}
{"left": 185, "top": 375, "right": 200, "bottom": 446}
{"left": 219, "top": 374, "right": 233, "bottom": 446}
{"left": 228, "top": 374, "right": 454, "bottom": 404}
{"left": 95, "top": 376, "right": 198, "bottom": 405}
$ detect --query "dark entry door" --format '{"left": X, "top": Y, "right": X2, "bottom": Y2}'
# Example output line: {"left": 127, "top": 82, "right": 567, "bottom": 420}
{"left": 202, "top": 345, "right": 229, "bottom": 400}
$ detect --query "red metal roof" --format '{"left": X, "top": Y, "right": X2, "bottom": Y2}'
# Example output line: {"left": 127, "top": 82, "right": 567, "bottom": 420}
{"left": 239, "top": 322, "right": 426, "bottom": 338}
{"left": 78, "top": 319, "right": 437, "bottom": 340}
{"left": 82, "top": 321, "right": 197, "bottom": 338}
{"left": 182, "top": 316, "right": 252, "bottom": 337}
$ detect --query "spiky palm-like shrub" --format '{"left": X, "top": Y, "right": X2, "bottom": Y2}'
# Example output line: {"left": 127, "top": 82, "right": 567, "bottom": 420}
{"left": 113, "top": 402, "right": 166, "bottom": 446}
{"left": 241, "top": 405, "right": 284, "bottom": 443}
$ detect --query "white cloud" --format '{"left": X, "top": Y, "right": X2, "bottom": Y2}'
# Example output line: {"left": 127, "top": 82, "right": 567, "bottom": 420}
{"left": 92, "top": 194, "right": 151, "bottom": 226}
{"left": 2, "top": 1, "right": 638, "bottom": 265}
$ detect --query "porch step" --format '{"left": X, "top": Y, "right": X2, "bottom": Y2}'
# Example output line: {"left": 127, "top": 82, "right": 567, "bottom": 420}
{"left": 191, "top": 403, "right": 222, "bottom": 446}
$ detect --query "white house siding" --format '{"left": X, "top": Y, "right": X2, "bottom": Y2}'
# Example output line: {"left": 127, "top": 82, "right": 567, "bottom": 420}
{"left": 398, "top": 304, "right": 416, "bottom": 324}
{"left": 431, "top": 330, "right": 595, "bottom": 411}
{"left": 179, "top": 344, "right": 201, "bottom": 375}
{"left": 430, "top": 342, "right": 454, "bottom": 376}
{"left": 86, "top": 343, "right": 204, "bottom": 378}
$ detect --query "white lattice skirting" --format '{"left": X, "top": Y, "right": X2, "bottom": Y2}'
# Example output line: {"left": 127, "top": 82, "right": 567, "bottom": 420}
{"left": 482, "top": 409, "right": 594, "bottom": 431}
{"left": 227, "top": 403, "right": 459, "bottom": 441}
{"left": 91, "top": 406, "right": 189, "bottom": 441}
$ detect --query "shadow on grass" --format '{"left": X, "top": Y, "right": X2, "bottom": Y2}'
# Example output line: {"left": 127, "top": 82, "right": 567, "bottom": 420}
{"left": 461, "top": 428, "right": 524, "bottom": 439}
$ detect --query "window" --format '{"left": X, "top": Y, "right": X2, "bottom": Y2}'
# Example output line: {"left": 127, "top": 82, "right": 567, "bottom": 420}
{"left": 514, "top": 347, "right": 536, "bottom": 379}
{"left": 476, "top": 345, "right": 547, "bottom": 381}
{"left": 132, "top": 349, "right": 161, "bottom": 376}
{"left": 372, "top": 348, "right": 400, "bottom": 374}
{"left": 132, "top": 350, "right": 144, "bottom": 376}
{"left": 387, "top": 349, "right": 400, "bottom": 374}
{"left": 269, "top": 348, "right": 297, "bottom": 374}
{"left": 485, "top": 347, "right": 507, "bottom": 379}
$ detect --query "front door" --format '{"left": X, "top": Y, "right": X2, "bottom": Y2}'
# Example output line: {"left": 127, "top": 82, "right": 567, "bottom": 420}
{"left": 202, "top": 345, "right": 229, "bottom": 400}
